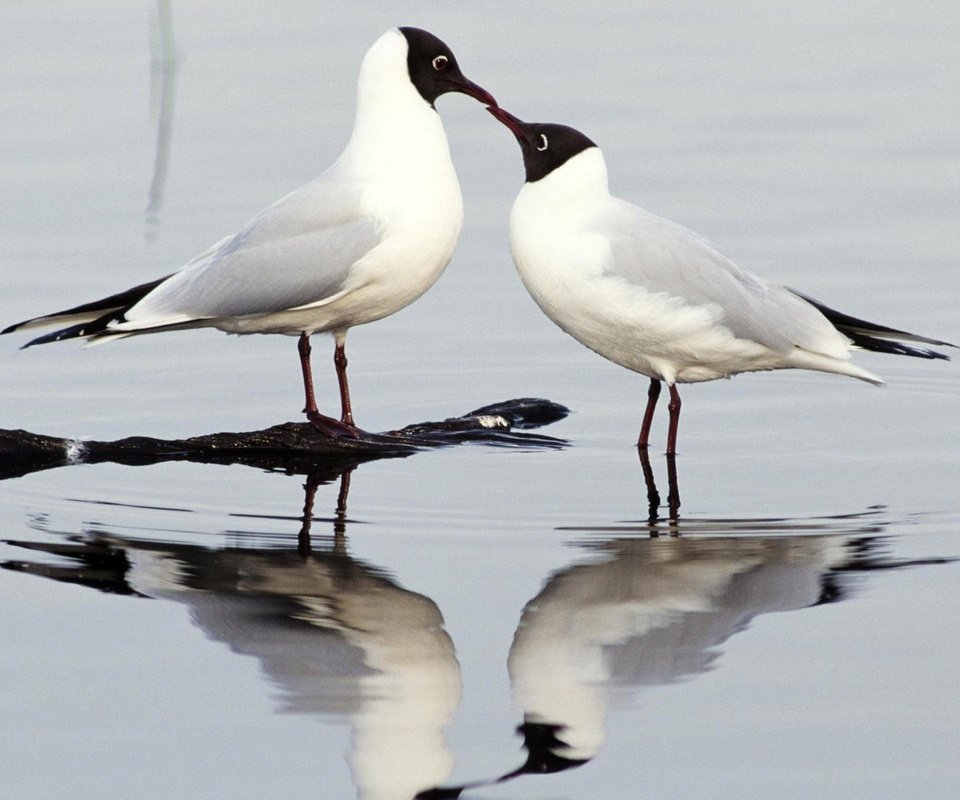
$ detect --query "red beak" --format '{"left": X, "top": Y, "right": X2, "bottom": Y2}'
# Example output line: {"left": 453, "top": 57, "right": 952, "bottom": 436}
{"left": 443, "top": 76, "right": 498, "bottom": 108}
{"left": 487, "top": 105, "right": 528, "bottom": 142}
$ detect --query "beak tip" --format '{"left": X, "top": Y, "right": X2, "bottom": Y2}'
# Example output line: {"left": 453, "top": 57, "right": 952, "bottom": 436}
{"left": 478, "top": 89, "right": 499, "bottom": 109}
{"left": 455, "top": 77, "right": 498, "bottom": 110}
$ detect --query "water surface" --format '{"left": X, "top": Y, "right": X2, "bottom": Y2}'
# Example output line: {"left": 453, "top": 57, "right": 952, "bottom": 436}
{"left": 1, "top": 3, "right": 958, "bottom": 799}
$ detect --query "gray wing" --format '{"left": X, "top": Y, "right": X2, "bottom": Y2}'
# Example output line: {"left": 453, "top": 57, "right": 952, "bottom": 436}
{"left": 601, "top": 201, "right": 847, "bottom": 358}
{"left": 125, "top": 179, "right": 382, "bottom": 325}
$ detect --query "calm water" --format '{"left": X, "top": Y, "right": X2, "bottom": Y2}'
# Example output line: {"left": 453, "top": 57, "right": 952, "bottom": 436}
{"left": 1, "top": 3, "right": 958, "bottom": 799}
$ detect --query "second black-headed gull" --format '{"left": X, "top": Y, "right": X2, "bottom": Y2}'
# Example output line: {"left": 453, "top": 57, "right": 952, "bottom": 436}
{"left": 3, "top": 28, "right": 496, "bottom": 437}
{"left": 488, "top": 107, "right": 954, "bottom": 454}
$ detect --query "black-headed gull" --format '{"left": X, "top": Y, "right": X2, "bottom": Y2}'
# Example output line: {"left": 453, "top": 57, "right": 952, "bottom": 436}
{"left": 3, "top": 28, "right": 496, "bottom": 437}
{"left": 488, "top": 108, "right": 954, "bottom": 454}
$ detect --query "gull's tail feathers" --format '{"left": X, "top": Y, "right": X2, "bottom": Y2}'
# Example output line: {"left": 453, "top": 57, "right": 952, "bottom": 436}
{"left": 784, "top": 348, "right": 885, "bottom": 386}
{"left": 790, "top": 289, "right": 955, "bottom": 361}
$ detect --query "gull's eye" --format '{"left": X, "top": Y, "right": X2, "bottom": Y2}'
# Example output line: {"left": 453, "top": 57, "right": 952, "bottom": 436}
{"left": 536, "top": 134, "right": 549, "bottom": 152}
{"left": 432, "top": 55, "right": 449, "bottom": 71}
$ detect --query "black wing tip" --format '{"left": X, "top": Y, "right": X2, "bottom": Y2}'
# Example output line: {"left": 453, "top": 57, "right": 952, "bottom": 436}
{"left": 20, "top": 316, "right": 121, "bottom": 348}
{"left": 22, "top": 324, "right": 90, "bottom": 348}
{"left": 789, "top": 288, "right": 956, "bottom": 359}
{"left": 846, "top": 331, "right": 952, "bottom": 361}
{"left": 5, "top": 273, "right": 172, "bottom": 346}
{"left": 5, "top": 316, "right": 104, "bottom": 345}
{"left": 909, "top": 348, "right": 950, "bottom": 361}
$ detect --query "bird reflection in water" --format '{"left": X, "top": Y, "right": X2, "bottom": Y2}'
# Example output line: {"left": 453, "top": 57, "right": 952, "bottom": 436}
{"left": 508, "top": 534, "right": 883, "bottom": 764}
{"left": 4, "top": 475, "right": 953, "bottom": 800}
{"left": 3, "top": 468, "right": 462, "bottom": 800}
{"left": 416, "top": 522, "right": 951, "bottom": 798}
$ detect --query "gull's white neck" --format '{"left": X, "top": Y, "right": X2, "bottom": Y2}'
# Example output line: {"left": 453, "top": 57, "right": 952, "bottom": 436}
{"left": 337, "top": 30, "right": 454, "bottom": 183}
{"left": 519, "top": 148, "right": 610, "bottom": 213}
{"left": 509, "top": 147, "right": 611, "bottom": 298}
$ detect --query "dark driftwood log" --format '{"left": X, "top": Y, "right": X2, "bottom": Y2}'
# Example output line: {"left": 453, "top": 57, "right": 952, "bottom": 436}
{"left": 0, "top": 398, "right": 568, "bottom": 479}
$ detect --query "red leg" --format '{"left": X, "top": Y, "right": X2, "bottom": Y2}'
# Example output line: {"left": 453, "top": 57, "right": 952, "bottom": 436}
{"left": 297, "top": 333, "right": 358, "bottom": 438}
{"left": 665, "top": 453, "right": 681, "bottom": 521}
{"left": 665, "top": 383, "right": 682, "bottom": 456}
{"left": 636, "top": 445, "right": 661, "bottom": 524}
{"left": 637, "top": 445, "right": 682, "bottom": 525}
{"left": 333, "top": 334, "right": 356, "bottom": 428}
{"left": 637, "top": 378, "right": 661, "bottom": 449}
{"left": 298, "top": 333, "right": 319, "bottom": 416}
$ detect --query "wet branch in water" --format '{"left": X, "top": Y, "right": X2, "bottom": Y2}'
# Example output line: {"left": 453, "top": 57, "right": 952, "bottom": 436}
{"left": 0, "top": 398, "right": 568, "bottom": 480}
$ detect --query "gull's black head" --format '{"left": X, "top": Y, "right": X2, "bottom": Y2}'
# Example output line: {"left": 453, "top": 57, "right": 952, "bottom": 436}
{"left": 399, "top": 27, "right": 497, "bottom": 108}
{"left": 487, "top": 107, "right": 597, "bottom": 183}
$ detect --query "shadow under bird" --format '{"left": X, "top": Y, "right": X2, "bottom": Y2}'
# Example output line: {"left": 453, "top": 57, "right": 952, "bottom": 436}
{"left": 488, "top": 107, "right": 955, "bottom": 454}
{"left": 2, "top": 27, "right": 496, "bottom": 438}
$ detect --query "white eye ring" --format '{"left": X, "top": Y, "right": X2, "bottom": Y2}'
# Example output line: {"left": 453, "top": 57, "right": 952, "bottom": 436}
{"left": 536, "top": 134, "right": 549, "bottom": 152}
{"left": 432, "top": 55, "right": 448, "bottom": 71}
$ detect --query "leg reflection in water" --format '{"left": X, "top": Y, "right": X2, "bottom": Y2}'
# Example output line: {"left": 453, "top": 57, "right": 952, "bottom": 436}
{"left": 298, "top": 466, "right": 353, "bottom": 557}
